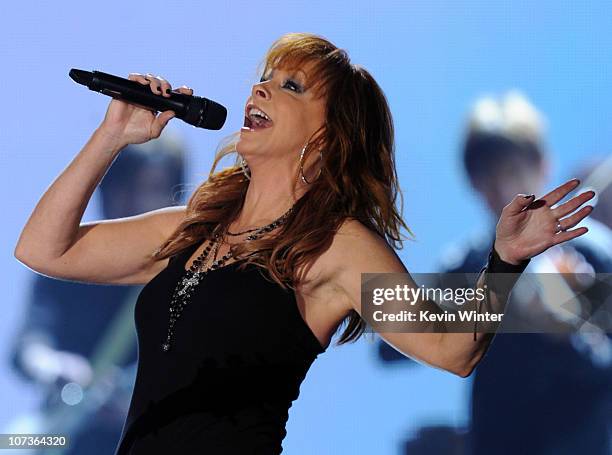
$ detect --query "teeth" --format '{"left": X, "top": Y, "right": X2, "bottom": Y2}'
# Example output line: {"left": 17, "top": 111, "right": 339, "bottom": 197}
{"left": 248, "top": 107, "right": 271, "bottom": 122}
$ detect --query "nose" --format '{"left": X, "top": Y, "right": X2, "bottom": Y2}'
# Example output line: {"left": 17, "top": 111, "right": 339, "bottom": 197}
{"left": 253, "top": 81, "right": 271, "bottom": 100}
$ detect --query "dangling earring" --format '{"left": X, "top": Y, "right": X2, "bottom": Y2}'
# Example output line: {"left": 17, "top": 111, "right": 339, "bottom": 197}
{"left": 238, "top": 153, "right": 251, "bottom": 181}
{"left": 299, "top": 143, "right": 323, "bottom": 184}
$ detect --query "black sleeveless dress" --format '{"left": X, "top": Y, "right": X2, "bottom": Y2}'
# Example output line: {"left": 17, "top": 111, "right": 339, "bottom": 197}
{"left": 113, "top": 242, "right": 326, "bottom": 455}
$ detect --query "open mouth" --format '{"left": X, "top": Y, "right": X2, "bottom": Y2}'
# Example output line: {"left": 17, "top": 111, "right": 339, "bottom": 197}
{"left": 243, "top": 104, "right": 273, "bottom": 131}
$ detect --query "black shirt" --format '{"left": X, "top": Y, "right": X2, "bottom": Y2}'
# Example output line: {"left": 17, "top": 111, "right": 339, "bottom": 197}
{"left": 114, "top": 242, "right": 326, "bottom": 455}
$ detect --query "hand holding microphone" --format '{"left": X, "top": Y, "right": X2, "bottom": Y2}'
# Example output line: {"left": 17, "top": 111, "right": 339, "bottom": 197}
{"left": 69, "top": 69, "right": 227, "bottom": 149}
{"left": 99, "top": 73, "right": 191, "bottom": 148}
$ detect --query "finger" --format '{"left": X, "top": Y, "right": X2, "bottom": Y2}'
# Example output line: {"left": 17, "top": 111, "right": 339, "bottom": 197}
{"left": 558, "top": 205, "right": 594, "bottom": 230}
{"left": 150, "top": 110, "right": 175, "bottom": 138}
{"left": 145, "top": 73, "right": 163, "bottom": 95}
{"left": 503, "top": 193, "right": 536, "bottom": 215}
{"left": 172, "top": 85, "right": 194, "bottom": 96}
{"left": 128, "top": 73, "right": 151, "bottom": 85}
{"left": 552, "top": 190, "right": 596, "bottom": 218}
{"left": 540, "top": 178, "right": 581, "bottom": 207}
{"left": 153, "top": 76, "right": 172, "bottom": 98}
{"left": 551, "top": 226, "right": 589, "bottom": 246}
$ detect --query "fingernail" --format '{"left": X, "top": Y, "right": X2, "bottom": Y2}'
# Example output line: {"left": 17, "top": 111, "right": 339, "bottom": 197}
{"left": 523, "top": 194, "right": 535, "bottom": 199}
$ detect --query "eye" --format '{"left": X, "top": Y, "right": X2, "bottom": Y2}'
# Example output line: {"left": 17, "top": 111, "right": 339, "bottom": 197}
{"left": 283, "top": 79, "right": 303, "bottom": 93}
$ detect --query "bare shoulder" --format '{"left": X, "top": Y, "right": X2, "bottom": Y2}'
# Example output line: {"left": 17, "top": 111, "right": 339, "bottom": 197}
{"left": 306, "top": 219, "right": 407, "bottom": 292}
{"left": 328, "top": 218, "right": 407, "bottom": 274}
{"left": 300, "top": 218, "right": 407, "bottom": 315}
{"left": 289, "top": 218, "right": 410, "bottom": 338}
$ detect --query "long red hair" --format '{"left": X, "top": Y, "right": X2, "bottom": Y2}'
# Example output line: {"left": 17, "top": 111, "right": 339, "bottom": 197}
{"left": 153, "top": 33, "right": 415, "bottom": 344}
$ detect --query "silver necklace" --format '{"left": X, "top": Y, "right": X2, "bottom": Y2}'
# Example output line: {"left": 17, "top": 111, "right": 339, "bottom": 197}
{"left": 161, "top": 206, "right": 295, "bottom": 352}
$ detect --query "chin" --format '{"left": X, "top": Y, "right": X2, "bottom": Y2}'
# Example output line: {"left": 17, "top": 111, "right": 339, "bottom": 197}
{"left": 235, "top": 137, "right": 255, "bottom": 156}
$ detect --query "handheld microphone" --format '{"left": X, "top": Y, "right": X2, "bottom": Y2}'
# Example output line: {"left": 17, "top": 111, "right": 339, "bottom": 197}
{"left": 69, "top": 69, "right": 227, "bottom": 130}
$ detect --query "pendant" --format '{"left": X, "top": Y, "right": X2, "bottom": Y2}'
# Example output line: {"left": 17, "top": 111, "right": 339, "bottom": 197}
{"left": 177, "top": 274, "right": 199, "bottom": 296}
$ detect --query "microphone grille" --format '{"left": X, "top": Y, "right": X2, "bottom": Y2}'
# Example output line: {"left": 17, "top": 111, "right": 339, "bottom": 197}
{"left": 199, "top": 99, "right": 227, "bottom": 130}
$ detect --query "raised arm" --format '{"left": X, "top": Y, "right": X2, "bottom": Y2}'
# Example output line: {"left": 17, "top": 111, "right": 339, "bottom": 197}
{"left": 330, "top": 180, "right": 595, "bottom": 377}
{"left": 14, "top": 73, "right": 193, "bottom": 285}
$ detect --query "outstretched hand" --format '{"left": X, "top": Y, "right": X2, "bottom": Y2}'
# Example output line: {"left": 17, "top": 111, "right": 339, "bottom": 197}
{"left": 493, "top": 178, "right": 596, "bottom": 265}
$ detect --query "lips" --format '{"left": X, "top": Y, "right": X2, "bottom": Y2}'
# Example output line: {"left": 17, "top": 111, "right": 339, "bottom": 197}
{"left": 243, "top": 103, "right": 273, "bottom": 131}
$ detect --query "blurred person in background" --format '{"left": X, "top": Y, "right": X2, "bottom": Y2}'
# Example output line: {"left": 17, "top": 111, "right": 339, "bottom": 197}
{"left": 379, "top": 91, "right": 612, "bottom": 454}
{"left": 445, "top": 92, "right": 612, "bottom": 455}
{"left": 8, "top": 133, "right": 188, "bottom": 455}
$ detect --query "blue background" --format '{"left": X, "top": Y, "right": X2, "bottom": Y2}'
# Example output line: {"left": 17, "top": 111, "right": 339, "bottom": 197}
{"left": 1, "top": 1, "right": 610, "bottom": 453}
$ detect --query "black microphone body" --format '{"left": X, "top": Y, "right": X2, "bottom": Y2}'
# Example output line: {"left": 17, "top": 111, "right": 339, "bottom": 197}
{"left": 69, "top": 69, "right": 227, "bottom": 130}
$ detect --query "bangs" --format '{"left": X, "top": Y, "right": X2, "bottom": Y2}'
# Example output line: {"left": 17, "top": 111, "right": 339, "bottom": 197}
{"left": 260, "top": 33, "right": 350, "bottom": 98}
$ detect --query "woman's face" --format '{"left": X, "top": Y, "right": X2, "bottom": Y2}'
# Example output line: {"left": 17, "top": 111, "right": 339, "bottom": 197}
{"left": 236, "top": 61, "right": 327, "bottom": 161}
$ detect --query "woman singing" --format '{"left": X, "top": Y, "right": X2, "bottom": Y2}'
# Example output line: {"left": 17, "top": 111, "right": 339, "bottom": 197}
{"left": 14, "top": 33, "right": 596, "bottom": 454}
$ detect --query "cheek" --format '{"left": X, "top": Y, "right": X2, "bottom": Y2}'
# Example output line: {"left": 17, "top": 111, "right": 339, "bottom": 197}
{"left": 276, "top": 108, "right": 310, "bottom": 135}
{"left": 306, "top": 103, "right": 327, "bottom": 131}
{"left": 275, "top": 100, "right": 326, "bottom": 142}
{"left": 295, "top": 108, "right": 323, "bottom": 134}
